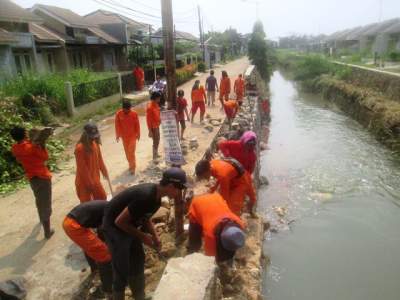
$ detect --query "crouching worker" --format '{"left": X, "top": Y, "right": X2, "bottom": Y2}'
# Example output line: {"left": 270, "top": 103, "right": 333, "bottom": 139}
{"left": 63, "top": 200, "right": 112, "bottom": 298}
{"left": 187, "top": 192, "right": 245, "bottom": 263}
{"left": 195, "top": 158, "right": 256, "bottom": 217}
{"left": 103, "top": 168, "right": 189, "bottom": 300}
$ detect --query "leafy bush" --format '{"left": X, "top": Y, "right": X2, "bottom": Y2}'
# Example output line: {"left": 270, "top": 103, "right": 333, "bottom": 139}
{"left": 0, "top": 69, "right": 116, "bottom": 112}
{"left": 0, "top": 97, "right": 65, "bottom": 194}
{"left": 294, "top": 55, "right": 334, "bottom": 81}
{"left": 197, "top": 61, "right": 206, "bottom": 72}
{"left": 388, "top": 51, "right": 400, "bottom": 62}
{"left": 176, "top": 64, "right": 197, "bottom": 85}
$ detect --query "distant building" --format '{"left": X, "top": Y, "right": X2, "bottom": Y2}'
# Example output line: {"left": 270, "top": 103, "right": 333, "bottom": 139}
{"left": 31, "top": 4, "right": 125, "bottom": 72}
{"left": 151, "top": 29, "right": 199, "bottom": 45}
{"left": 84, "top": 9, "right": 151, "bottom": 45}
{"left": 0, "top": 0, "right": 42, "bottom": 79}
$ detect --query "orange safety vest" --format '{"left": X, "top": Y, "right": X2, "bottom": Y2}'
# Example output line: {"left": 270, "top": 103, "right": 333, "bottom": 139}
{"left": 188, "top": 193, "right": 244, "bottom": 256}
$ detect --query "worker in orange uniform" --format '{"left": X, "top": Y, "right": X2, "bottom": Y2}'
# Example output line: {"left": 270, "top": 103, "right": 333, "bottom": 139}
{"left": 146, "top": 91, "right": 161, "bottom": 160}
{"left": 187, "top": 192, "right": 245, "bottom": 263}
{"left": 10, "top": 126, "right": 54, "bottom": 239}
{"left": 75, "top": 122, "right": 109, "bottom": 202}
{"left": 191, "top": 80, "right": 207, "bottom": 124}
{"left": 218, "top": 131, "right": 257, "bottom": 174}
{"left": 133, "top": 65, "right": 145, "bottom": 91}
{"left": 195, "top": 158, "right": 256, "bottom": 216}
{"left": 115, "top": 100, "right": 140, "bottom": 175}
{"left": 219, "top": 70, "right": 231, "bottom": 108}
{"left": 223, "top": 99, "right": 239, "bottom": 129}
{"left": 63, "top": 200, "right": 113, "bottom": 299}
{"left": 233, "top": 74, "right": 245, "bottom": 105}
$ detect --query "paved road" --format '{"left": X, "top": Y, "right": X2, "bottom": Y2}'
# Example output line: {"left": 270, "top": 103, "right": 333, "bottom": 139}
{"left": 0, "top": 57, "right": 250, "bottom": 299}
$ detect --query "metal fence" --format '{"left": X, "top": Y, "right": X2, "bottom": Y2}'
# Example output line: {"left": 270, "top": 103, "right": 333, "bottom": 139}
{"left": 72, "top": 76, "right": 119, "bottom": 107}
{"left": 121, "top": 73, "right": 135, "bottom": 94}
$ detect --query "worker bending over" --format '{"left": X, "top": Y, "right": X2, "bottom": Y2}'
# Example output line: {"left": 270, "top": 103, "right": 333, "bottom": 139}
{"left": 63, "top": 200, "right": 112, "bottom": 299}
{"left": 75, "top": 122, "right": 109, "bottom": 202}
{"left": 10, "top": 126, "right": 54, "bottom": 239}
{"left": 102, "top": 168, "right": 188, "bottom": 300}
{"left": 146, "top": 91, "right": 161, "bottom": 160}
{"left": 115, "top": 100, "right": 140, "bottom": 175}
{"left": 187, "top": 192, "right": 245, "bottom": 263}
{"left": 195, "top": 158, "right": 256, "bottom": 216}
{"left": 218, "top": 131, "right": 257, "bottom": 174}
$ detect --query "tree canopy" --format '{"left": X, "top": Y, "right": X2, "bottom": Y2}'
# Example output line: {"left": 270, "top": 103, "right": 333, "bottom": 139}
{"left": 248, "top": 21, "right": 271, "bottom": 79}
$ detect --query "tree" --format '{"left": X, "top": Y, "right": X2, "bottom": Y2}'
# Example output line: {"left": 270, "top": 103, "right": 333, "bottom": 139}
{"left": 248, "top": 21, "right": 270, "bottom": 80}
{"left": 204, "top": 27, "right": 245, "bottom": 61}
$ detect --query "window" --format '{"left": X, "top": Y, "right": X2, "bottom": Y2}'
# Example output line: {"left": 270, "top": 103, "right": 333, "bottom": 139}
{"left": 47, "top": 53, "right": 54, "bottom": 72}
{"left": 66, "top": 26, "right": 74, "bottom": 38}
{"left": 14, "top": 52, "right": 32, "bottom": 74}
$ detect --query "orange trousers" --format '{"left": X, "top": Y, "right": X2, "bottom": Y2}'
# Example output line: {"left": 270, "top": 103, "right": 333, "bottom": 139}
{"left": 122, "top": 138, "right": 137, "bottom": 172}
{"left": 76, "top": 182, "right": 107, "bottom": 203}
{"left": 63, "top": 216, "right": 111, "bottom": 263}
{"left": 227, "top": 175, "right": 256, "bottom": 216}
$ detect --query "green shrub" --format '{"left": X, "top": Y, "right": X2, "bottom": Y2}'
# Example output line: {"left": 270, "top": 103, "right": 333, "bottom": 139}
{"left": 0, "top": 97, "right": 65, "bottom": 193}
{"left": 197, "top": 62, "right": 206, "bottom": 73}
{"left": 388, "top": 51, "right": 400, "bottom": 62}
{"left": 176, "top": 64, "right": 197, "bottom": 85}
{"left": 294, "top": 55, "right": 334, "bottom": 81}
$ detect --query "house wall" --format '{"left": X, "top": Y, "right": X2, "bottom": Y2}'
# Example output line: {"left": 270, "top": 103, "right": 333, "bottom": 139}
{"left": 373, "top": 33, "right": 390, "bottom": 54}
{"left": 0, "top": 45, "right": 15, "bottom": 80}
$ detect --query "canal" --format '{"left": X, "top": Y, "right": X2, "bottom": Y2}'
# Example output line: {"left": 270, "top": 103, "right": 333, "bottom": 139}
{"left": 260, "top": 71, "right": 400, "bottom": 300}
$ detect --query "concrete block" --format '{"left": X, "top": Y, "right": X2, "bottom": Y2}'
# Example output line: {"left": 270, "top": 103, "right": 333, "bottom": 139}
{"left": 152, "top": 253, "right": 216, "bottom": 300}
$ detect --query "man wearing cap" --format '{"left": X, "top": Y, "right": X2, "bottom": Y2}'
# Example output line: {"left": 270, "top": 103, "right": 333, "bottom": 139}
{"left": 63, "top": 200, "right": 113, "bottom": 299}
{"left": 218, "top": 131, "right": 257, "bottom": 174}
{"left": 187, "top": 192, "right": 245, "bottom": 263}
{"left": 115, "top": 100, "right": 140, "bottom": 175}
{"left": 103, "top": 167, "right": 188, "bottom": 300}
{"left": 195, "top": 158, "right": 256, "bottom": 216}
{"left": 75, "top": 122, "right": 109, "bottom": 202}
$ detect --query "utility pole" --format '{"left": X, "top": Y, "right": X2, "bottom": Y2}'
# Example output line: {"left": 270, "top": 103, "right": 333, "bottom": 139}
{"left": 148, "top": 24, "right": 156, "bottom": 81}
{"left": 161, "top": 0, "right": 176, "bottom": 109}
{"left": 197, "top": 5, "right": 205, "bottom": 62}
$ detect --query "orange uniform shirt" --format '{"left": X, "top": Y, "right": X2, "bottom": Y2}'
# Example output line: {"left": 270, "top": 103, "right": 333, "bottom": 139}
{"left": 75, "top": 142, "right": 108, "bottom": 188}
{"left": 146, "top": 101, "right": 161, "bottom": 130}
{"left": 115, "top": 109, "right": 140, "bottom": 140}
{"left": 191, "top": 87, "right": 206, "bottom": 103}
{"left": 210, "top": 159, "right": 256, "bottom": 215}
{"left": 12, "top": 140, "right": 51, "bottom": 180}
{"left": 188, "top": 193, "right": 244, "bottom": 256}
{"left": 220, "top": 77, "right": 231, "bottom": 95}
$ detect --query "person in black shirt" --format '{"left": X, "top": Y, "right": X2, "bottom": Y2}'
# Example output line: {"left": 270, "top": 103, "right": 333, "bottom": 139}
{"left": 103, "top": 167, "right": 189, "bottom": 300}
{"left": 63, "top": 200, "right": 112, "bottom": 299}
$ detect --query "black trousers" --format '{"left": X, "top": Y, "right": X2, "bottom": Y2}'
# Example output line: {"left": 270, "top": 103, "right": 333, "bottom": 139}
{"left": 104, "top": 226, "right": 145, "bottom": 292}
{"left": 29, "top": 177, "right": 52, "bottom": 223}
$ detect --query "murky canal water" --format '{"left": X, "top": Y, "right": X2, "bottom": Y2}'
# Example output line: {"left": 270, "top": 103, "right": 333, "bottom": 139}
{"left": 260, "top": 71, "right": 400, "bottom": 300}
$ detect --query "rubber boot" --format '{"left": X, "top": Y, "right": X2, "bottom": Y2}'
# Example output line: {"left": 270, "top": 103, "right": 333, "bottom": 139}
{"left": 113, "top": 291, "right": 125, "bottom": 300}
{"left": 128, "top": 275, "right": 145, "bottom": 300}
{"left": 42, "top": 220, "right": 54, "bottom": 239}
{"left": 98, "top": 262, "right": 113, "bottom": 295}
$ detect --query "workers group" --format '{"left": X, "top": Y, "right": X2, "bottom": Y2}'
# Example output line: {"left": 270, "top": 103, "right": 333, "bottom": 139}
{"left": 9, "top": 68, "right": 254, "bottom": 300}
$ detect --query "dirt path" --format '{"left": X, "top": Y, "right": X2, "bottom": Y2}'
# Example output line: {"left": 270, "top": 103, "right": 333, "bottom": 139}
{"left": 0, "top": 57, "right": 249, "bottom": 299}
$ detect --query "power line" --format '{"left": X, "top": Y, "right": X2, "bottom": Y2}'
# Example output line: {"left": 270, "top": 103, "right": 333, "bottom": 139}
{"left": 91, "top": 0, "right": 160, "bottom": 26}
{"left": 125, "top": 0, "right": 161, "bottom": 12}
{"left": 101, "top": 0, "right": 162, "bottom": 19}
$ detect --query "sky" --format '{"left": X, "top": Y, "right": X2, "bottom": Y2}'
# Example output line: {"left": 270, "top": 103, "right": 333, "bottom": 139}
{"left": 12, "top": 0, "right": 400, "bottom": 40}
